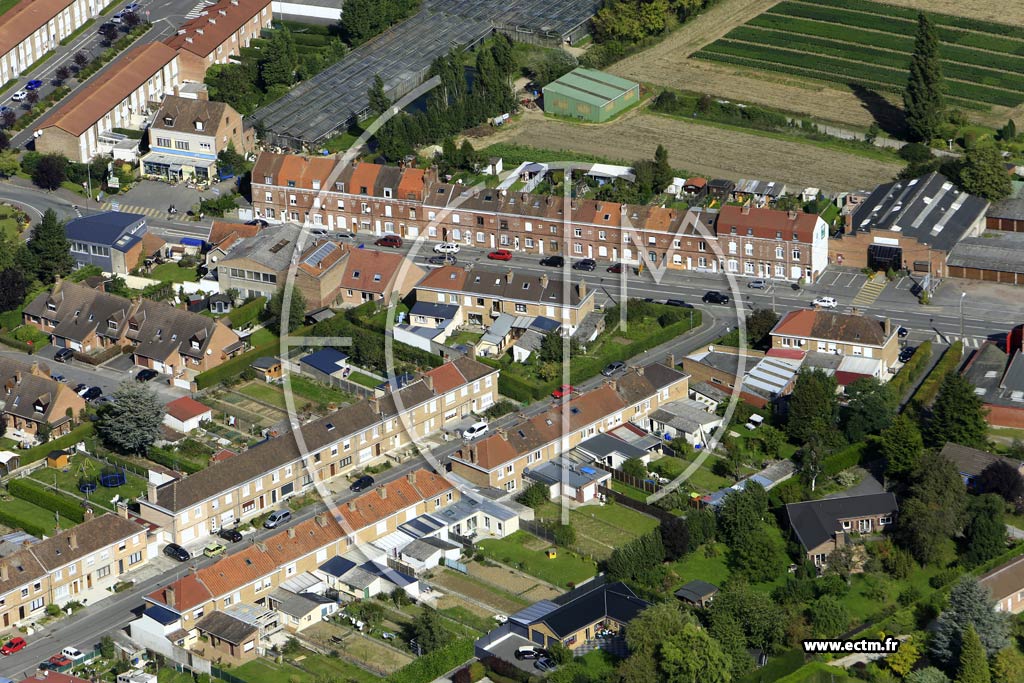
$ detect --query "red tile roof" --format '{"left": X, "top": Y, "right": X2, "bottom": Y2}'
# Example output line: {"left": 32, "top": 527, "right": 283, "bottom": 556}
{"left": 211, "top": 449, "right": 237, "bottom": 462}
{"left": 717, "top": 204, "right": 820, "bottom": 243}
{"left": 348, "top": 163, "right": 382, "bottom": 195}
{"left": 397, "top": 168, "right": 426, "bottom": 200}
{"left": 424, "top": 362, "right": 465, "bottom": 394}
{"left": 165, "top": 396, "right": 212, "bottom": 422}
{"left": 341, "top": 248, "right": 416, "bottom": 294}
{"left": 766, "top": 348, "right": 806, "bottom": 360}
{"left": 164, "top": 0, "right": 270, "bottom": 57}
{"left": 147, "top": 573, "right": 214, "bottom": 612}
{"left": 339, "top": 469, "right": 452, "bottom": 531}
{"left": 209, "top": 220, "right": 261, "bottom": 246}
{"left": 772, "top": 309, "right": 891, "bottom": 346}
{"left": 0, "top": 0, "right": 78, "bottom": 58}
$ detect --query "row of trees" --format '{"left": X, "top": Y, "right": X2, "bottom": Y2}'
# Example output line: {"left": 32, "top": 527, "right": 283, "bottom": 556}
{"left": 592, "top": 144, "right": 674, "bottom": 204}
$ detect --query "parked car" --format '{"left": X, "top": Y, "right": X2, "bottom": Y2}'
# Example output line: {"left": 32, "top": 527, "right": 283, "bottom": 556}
{"left": 572, "top": 258, "right": 596, "bottom": 271}
{"left": 203, "top": 542, "right": 226, "bottom": 558}
{"left": 218, "top": 528, "right": 243, "bottom": 543}
{"left": 74, "top": 383, "right": 88, "bottom": 396}
{"left": 1, "top": 637, "right": 26, "bottom": 655}
{"left": 25, "top": 80, "right": 42, "bottom": 91}
{"left": 61, "top": 648, "right": 84, "bottom": 662}
{"left": 11, "top": 90, "right": 27, "bottom": 102}
{"left": 427, "top": 255, "right": 456, "bottom": 266}
{"left": 488, "top": 249, "right": 513, "bottom": 261}
{"left": 263, "top": 509, "right": 292, "bottom": 529}
{"left": 51, "top": 374, "right": 66, "bottom": 383}
{"left": 309, "top": 228, "right": 328, "bottom": 237}
{"left": 163, "top": 543, "right": 190, "bottom": 562}
{"left": 53, "top": 348, "right": 74, "bottom": 363}
{"left": 899, "top": 346, "right": 916, "bottom": 363}
{"left": 552, "top": 384, "right": 575, "bottom": 399}
{"left": 433, "top": 242, "right": 460, "bottom": 254}
{"left": 602, "top": 361, "right": 626, "bottom": 377}
{"left": 136, "top": 369, "right": 159, "bottom": 382}
{"left": 374, "top": 235, "right": 403, "bottom": 248}
{"left": 665, "top": 299, "right": 693, "bottom": 308}
{"left": 748, "top": 279, "right": 768, "bottom": 289}
{"left": 42, "top": 655, "right": 72, "bottom": 669}
{"left": 82, "top": 387, "right": 102, "bottom": 402}
{"left": 811, "top": 296, "right": 838, "bottom": 309}
{"left": 515, "top": 646, "right": 541, "bottom": 660}
{"left": 702, "top": 291, "right": 730, "bottom": 305}
{"left": 462, "top": 420, "right": 489, "bottom": 441}
{"left": 111, "top": 11, "right": 123, "bottom": 22}
{"left": 898, "top": 326, "right": 909, "bottom": 338}
{"left": 607, "top": 262, "right": 626, "bottom": 274}
{"left": 535, "top": 657, "right": 556, "bottom": 672}
{"left": 246, "top": 219, "right": 269, "bottom": 228}
{"left": 539, "top": 255, "right": 564, "bottom": 267}
{"left": 349, "top": 475, "right": 374, "bottom": 492}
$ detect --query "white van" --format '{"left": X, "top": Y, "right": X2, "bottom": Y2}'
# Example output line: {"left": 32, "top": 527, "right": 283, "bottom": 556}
{"left": 62, "top": 647, "right": 85, "bottom": 661}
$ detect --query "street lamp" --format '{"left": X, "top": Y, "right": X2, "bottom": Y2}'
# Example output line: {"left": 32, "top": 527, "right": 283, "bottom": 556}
{"left": 960, "top": 292, "right": 967, "bottom": 340}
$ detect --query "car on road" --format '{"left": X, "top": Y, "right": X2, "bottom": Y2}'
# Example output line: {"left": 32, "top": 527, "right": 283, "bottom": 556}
{"left": 665, "top": 299, "right": 693, "bottom": 308}
{"left": 82, "top": 387, "right": 102, "bottom": 402}
{"left": 812, "top": 296, "right": 838, "bottom": 309}
{"left": 535, "top": 657, "right": 555, "bottom": 672}
{"left": 748, "top": 279, "right": 768, "bottom": 289}
{"left": 246, "top": 219, "right": 269, "bottom": 228}
{"left": 42, "top": 655, "right": 72, "bottom": 669}
{"left": 349, "top": 475, "right": 374, "bottom": 492}
{"left": 374, "top": 235, "right": 403, "bottom": 248}
{"left": 702, "top": 291, "right": 730, "bottom": 305}
{"left": 136, "top": 368, "right": 159, "bottom": 382}
{"left": 540, "top": 255, "right": 564, "bottom": 267}
{"left": 11, "top": 90, "right": 27, "bottom": 102}
{"left": 309, "top": 228, "right": 328, "bottom": 237}
{"left": 25, "top": 80, "right": 42, "bottom": 91}
{"left": 488, "top": 249, "right": 512, "bottom": 261}
{"left": 899, "top": 346, "right": 916, "bottom": 363}
{"left": 111, "top": 11, "right": 123, "bottom": 22}
{"left": 124, "top": 2, "right": 140, "bottom": 10}
{"left": 433, "top": 242, "right": 460, "bottom": 254}
{"left": 218, "top": 527, "right": 243, "bottom": 543}
{"left": 163, "top": 543, "right": 190, "bottom": 562}
{"left": 203, "top": 542, "right": 226, "bottom": 558}
{"left": 263, "top": 509, "right": 292, "bottom": 529}
{"left": 61, "top": 648, "right": 84, "bottom": 662}
{"left": 607, "top": 262, "right": 626, "bottom": 274}
{"left": 51, "top": 374, "right": 66, "bottom": 383}
{"left": 462, "top": 420, "right": 489, "bottom": 441}
{"left": 552, "top": 384, "right": 575, "bottom": 399}
{"left": 1, "top": 637, "right": 26, "bottom": 655}
{"left": 898, "top": 326, "right": 909, "bottom": 338}
{"left": 74, "top": 383, "right": 88, "bottom": 396}
{"left": 427, "top": 255, "right": 456, "bottom": 266}
{"left": 572, "top": 258, "right": 596, "bottom": 271}
{"left": 515, "top": 646, "right": 541, "bottom": 660}
{"left": 602, "top": 361, "right": 626, "bottom": 377}
{"left": 53, "top": 348, "right": 74, "bottom": 363}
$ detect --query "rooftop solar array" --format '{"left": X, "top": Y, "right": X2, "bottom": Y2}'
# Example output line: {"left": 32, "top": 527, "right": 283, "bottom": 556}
{"left": 303, "top": 241, "right": 338, "bottom": 268}
{"left": 254, "top": 0, "right": 600, "bottom": 147}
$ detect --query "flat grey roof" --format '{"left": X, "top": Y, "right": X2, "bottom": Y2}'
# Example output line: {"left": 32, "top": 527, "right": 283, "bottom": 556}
{"left": 948, "top": 231, "right": 1024, "bottom": 275}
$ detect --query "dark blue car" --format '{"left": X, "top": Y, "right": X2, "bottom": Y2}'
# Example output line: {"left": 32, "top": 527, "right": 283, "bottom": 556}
{"left": 25, "top": 80, "right": 42, "bottom": 90}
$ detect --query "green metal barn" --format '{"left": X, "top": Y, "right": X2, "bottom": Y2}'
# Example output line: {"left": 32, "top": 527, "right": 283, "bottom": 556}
{"left": 541, "top": 68, "right": 640, "bottom": 123}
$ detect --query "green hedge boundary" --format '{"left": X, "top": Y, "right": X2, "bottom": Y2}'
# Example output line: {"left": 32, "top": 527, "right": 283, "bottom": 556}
{"left": 386, "top": 638, "right": 474, "bottom": 683}
{"left": 910, "top": 341, "right": 964, "bottom": 408}
{"left": 889, "top": 340, "right": 932, "bottom": 399}
{"left": 19, "top": 423, "right": 95, "bottom": 465}
{"left": 0, "top": 506, "right": 49, "bottom": 538}
{"left": 227, "top": 297, "right": 266, "bottom": 329}
{"left": 8, "top": 478, "right": 85, "bottom": 523}
{"left": 195, "top": 338, "right": 279, "bottom": 390}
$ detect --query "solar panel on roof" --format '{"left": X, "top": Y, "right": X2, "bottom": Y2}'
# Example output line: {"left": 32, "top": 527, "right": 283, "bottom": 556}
{"left": 303, "top": 242, "right": 337, "bottom": 268}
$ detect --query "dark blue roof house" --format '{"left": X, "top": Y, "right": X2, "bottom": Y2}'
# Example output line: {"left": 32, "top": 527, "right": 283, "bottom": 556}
{"left": 300, "top": 348, "right": 350, "bottom": 380}
{"left": 65, "top": 211, "right": 147, "bottom": 275}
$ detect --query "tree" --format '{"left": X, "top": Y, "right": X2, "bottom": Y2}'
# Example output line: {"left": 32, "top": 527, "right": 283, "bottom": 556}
{"left": 928, "top": 372, "right": 989, "bottom": 448}
{"left": 27, "top": 209, "right": 73, "bottom": 283}
{"left": 904, "top": 12, "right": 944, "bottom": 142}
{"left": 977, "top": 460, "right": 1024, "bottom": 502}
{"left": 516, "top": 482, "right": 548, "bottom": 509}
{"left": 866, "top": 122, "right": 881, "bottom": 144}
{"left": 955, "top": 624, "right": 990, "bottom": 683}
{"left": 653, "top": 144, "right": 672, "bottom": 196}
{"left": 796, "top": 419, "right": 844, "bottom": 491}
{"left": 998, "top": 119, "right": 1017, "bottom": 142}
{"left": 886, "top": 636, "right": 920, "bottom": 678}
{"left": 722, "top": 436, "right": 746, "bottom": 481}
{"left": 537, "top": 331, "right": 579, "bottom": 364}
{"left": 896, "top": 452, "right": 966, "bottom": 565}
{"left": 756, "top": 425, "right": 785, "bottom": 458}
{"left": 367, "top": 74, "right": 390, "bottom": 116}
{"left": 882, "top": 413, "right": 925, "bottom": 479}
{"left": 0, "top": 130, "right": 8, "bottom": 151}
{"left": 808, "top": 596, "right": 850, "bottom": 638}
{"left": 991, "top": 647, "right": 1024, "bottom": 683}
{"left": 622, "top": 458, "right": 646, "bottom": 480}
{"left": 729, "top": 527, "right": 787, "bottom": 581}
{"left": 409, "top": 605, "right": 448, "bottom": 653}
{"left": 717, "top": 482, "right": 768, "bottom": 548}
{"left": 658, "top": 623, "right": 732, "bottom": 683}
{"left": 31, "top": 154, "right": 67, "bottom": 190}
{"left": 931, "top": 578, "right": 1010, "bottom": 667}
{"left": 825, "top": 544, "right": 857, "bottom": 586}
{"left": 961, "top": 494, "right": 1006, "bottom": 566}
{"left": 606, "top": 532, "right": 665, "bottom": 586}
{"left": 908, "top": 669, "right": 951, "bottom": 683}
{"left": 259, "top": 27, "right": 297, "bottom": 89}
{"left": 73, "top": 50, "right": 89, "bottom": 67}
{"left": 55, "top": 65, "right": 70, "bottom": 83}
{"left": 100, "top": 23, "right": 118, "bottom": 43}
{"left": 786, "top": 369, "right": 839, "bottom": 444}
{"left": 659, "top": 516, "right": 690, "bottom": 561}
{"left": 99, "top": 635, "right": 115, "bottom": 659}
{"left": 709, "top": 580, "right": 785, "bottom": 653}
{"left": 626, "top": 602, "right": 695, "bottom": 657}
{"left": 959, "top": 141, "right": 1012, "bottom": 201}
{"left": 96, "top": 382, "right": 164, "bottom": 455}
{"left": 746, "top": 308, "right": 780, "bottom": 349}
{"left": 268, "top": 284, "right": 306, "bottom": 335}
{"left": 0, "top": 268, "right": 27, "bottom": 313}
{"left": 842, "top": 378, "right": 897, "bottom": 442}
{"left": 617, "top": 651, "right": 659, "bottom": 683}
{"left": 121, "top": 10, "right": 140, "bottom": 28}
{"left": 0, "top": 109, "right": 14, "bottom": 129}
{"left": 25, "top": 91, "right": 38, "bottom": 107}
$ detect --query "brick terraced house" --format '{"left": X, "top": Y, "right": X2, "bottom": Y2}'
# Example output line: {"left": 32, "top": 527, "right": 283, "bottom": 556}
{"left": 163, "top": 0, "right": 272, "bottom": 83}
{"left": 0, "top": 0, "right": 96, "bottom": 86}
{"left": 0, "top": 356, "right": 86, "bottom": 439}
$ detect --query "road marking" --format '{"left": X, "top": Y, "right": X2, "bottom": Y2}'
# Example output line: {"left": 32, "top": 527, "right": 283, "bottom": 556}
{"left": 184, "top": 0, "right": 214, "bottom": 19}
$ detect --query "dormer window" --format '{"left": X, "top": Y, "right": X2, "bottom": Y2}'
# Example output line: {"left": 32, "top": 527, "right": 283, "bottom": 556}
{"left": 373, "top": 273, "right": 382, "bottom": 282}
{"left": 47, "top": 303, "right": 56, "bottom": 311}
{"left": 108, "top": 320, "right": 117, "bottom": 329}
{"left": 163, "top": 116, "right": 174, "bottom": 126}
{"left": 194, "top": 120, "right": 204, "bottom": 131}
{"left": 191, "top": 340, "right": 200, "bottom": 350}
{"left": 287, "top": 180, "right": 296, "bottom": 188}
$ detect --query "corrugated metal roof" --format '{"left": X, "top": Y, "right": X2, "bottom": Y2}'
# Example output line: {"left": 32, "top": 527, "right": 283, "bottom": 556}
{"left": 543, "top": 68, "right": 638, "bottom": 107}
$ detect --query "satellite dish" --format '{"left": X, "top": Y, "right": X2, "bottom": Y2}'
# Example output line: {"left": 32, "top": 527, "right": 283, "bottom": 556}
{"left": 708, "top": 345, "right": 715, "bottom": 352}
{"left": 206, "top": 349, "right": 212, "bottom": 355}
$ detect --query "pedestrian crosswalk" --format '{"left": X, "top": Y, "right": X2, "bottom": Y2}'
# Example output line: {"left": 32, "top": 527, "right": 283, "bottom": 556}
{"left": 851, "top": 273, "right": 888, "bottom": 307}
{"left": 100, "top": 201, "right": 166, "bottom": 218}
{"left": 932, "top": 333, "right": 987, "bottom": 348}
{"left": 184, "top": 0, "right": 214, "bottom": 19}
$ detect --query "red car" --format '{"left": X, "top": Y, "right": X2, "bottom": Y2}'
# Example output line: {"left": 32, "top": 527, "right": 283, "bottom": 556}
{"left": 1, "top": 637, "right": 25, "bottom": 655}
{"left": 607, "top": 263, "right": 625, "bottom": 274}
{"left": 488, "top": 249, "right": 513, "bottom": 261}
{"left": 552, "top": 385, "right": 575, "bottom": 399}
{"left": 375, "top": 235, "right": 403, "bottom": 248}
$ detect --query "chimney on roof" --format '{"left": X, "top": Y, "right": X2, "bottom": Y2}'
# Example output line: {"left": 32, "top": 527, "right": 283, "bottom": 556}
{"left": 117, "top": 502, "right": 129, "bottom": 519}
{"left": 287, "top": 527, "right": 295, "bottom": 538}
{"left": 788, "top": 210, "right": 798, "bottom": 220}
{"left": 68, "top": 532, "right": 77, "bottom": 550}
{"left": 884, "top": 317, "right": 892, "bottom": 337}
{"left": 497, "top": 428, "right": 507, "bottom": 440}
{"left": 165, "top": 586, "right": 175, "bottom": 608}
{"left": 369, "top": 396, "right": 379, "bottom": 414}
{"left": 423, "top": 374, "right": 433, "bottom": 392}
{"left": 147, "top": 481, "right": 158, "bottom": 503}
{"left": 506, "top": 269, "right": 514, "bottom": 284}
{"left": 14, "top": 371, "right": 21, "bottom": 385}
{"left": 636, "top": 365, "right": 644, "bottom": 377}
{"left": 22, "top": 540, "right": 31, "bottom": 548}
{"left": 469, "top": 446, "right": 477, "bottom": 464}
{"left": 539, "top": 274, "right": 548, "bottom": 289}
{"left": 0, "top": 562, "right": 8, "bottom": 581}
{"left": 666, "top": 354, "right": 675, "bottom": 368}
{"left": 255, "top": 541, "right": 267, "bottom": 552}
{"left": 741, "top": 203, "right": 751, "bottom": 215}
{"left": 406, "top": 472, "right": 416, "bottom": 484}
{"left": 377, "top": 486, "right": 387, "bottom": 500}
{"left": 83, "top": 506, "right": 93, "bottom": 522}
{"left": 36, "top": 670, "right": 47, "bottom": 680}
{"left": 316, "top": 514, "right": 328, "bottom": 528}
{"left": 347, "top": 501, "right": 357, "bottom": 512}
{"left": 577, "top": 280, "right": 586, "bottom": 299}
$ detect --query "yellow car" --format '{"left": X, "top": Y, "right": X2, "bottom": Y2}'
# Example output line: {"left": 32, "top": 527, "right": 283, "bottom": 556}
{"left": 203, "top": 542, "right": 226, "bottom": 558}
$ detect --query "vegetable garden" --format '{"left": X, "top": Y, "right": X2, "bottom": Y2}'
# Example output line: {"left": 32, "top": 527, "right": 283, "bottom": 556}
{"left": 694, "top": 0, "right": 1024, "bottom": 109}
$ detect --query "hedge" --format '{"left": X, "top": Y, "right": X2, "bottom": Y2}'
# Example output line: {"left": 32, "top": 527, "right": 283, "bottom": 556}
{"left": 146, "top": 446, "right": 204, "bottom": 474}
{"left": 821, "top": 439, "right": 876, "bottom": 478}
{"left": 195, "top": 338, "right": 280, "bottom": 389}
{"left": 19, "top": 423, "right": 95, "bottom": 465}
{"left": 910, "top": 341, "right": 964, "bottom": 408}
{"left": 386, "top": 638, "right": 474, "bottom": 683}
{"left": 889, "top": 340, "right": 932, "bottom": 399}
{"left": 0, "top": 507, "right": 49, "bottom": 538}
{"left": 227, "top": 297, "right": 266, "bottom": 329}
{"left": 8, "top": 478, "right": 85, "bottom": 523}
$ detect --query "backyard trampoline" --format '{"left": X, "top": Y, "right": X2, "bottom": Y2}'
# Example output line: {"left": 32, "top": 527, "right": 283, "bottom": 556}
{"left": 78, "top": 477, "right": 97, "bottom": 494}
{"left": 100, "top": 466, "right": 127, "bottom": 488}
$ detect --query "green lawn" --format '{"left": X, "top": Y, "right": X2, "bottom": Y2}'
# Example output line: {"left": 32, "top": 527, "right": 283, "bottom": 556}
{"left": 234, "top": 658, "right": 311, "bottom": 683}
{"left": 0, "top": 215, "right": 21, "bottom": 240}
{"left": 448, "top": 330, "right": 483, "bottom": 346}
{"left": 238, "top": 382, "right": 287, "bottom": 409}
{"left": 157, "top": 669, "right": 195, "bottom": 683}
{"left": 1, "top": 497, "right": 77, "bottom": 531}
{"left": 347, "top": 371, "right": 380, "bottom": 389}
{"left": 669, "top": 542, "right": 731, "bottom": 587}
{"left": 288, "top": 375, "right": 350, "bottom": 405}
{"left": 290, "top": 652, "right": 381, "bottom": 683}
{"left": 477, "top": 531, "right": 598, "bottom": 588}
{"left": 248, "top": 328, "right": 278, "bottom": 347}
{"left": 29, "top": 453, "right": 148, "bottom": 509}
{"left": 573, "top": 503, "right": 659, "bottom": 537}
{"left": 149, "top": 262, "right": 199, "bottom": 283}
{"left": 611, "top": 480, "right": 651, "bottom": 502}
{"left": 576, "top": 649, "right": 621, "bottom": 677}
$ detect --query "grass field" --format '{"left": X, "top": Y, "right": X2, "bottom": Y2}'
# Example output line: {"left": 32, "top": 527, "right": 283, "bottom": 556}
{"left": 1, "top": 497, "right": 77, "bottom": 531}
{"left": 695, "top": 0, "right": 1024, "bottom": 109}
{"left": 29, "top": 453, "right": 148, "bottom": 510}
{"left": 148, "top": 262, "right": 199, "bottom": 283}
{"left": 477, "top": 531, "right": 598, "bottom": 587}
{"left": 533, "top": 501, "right": 659, "bottom": 559}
